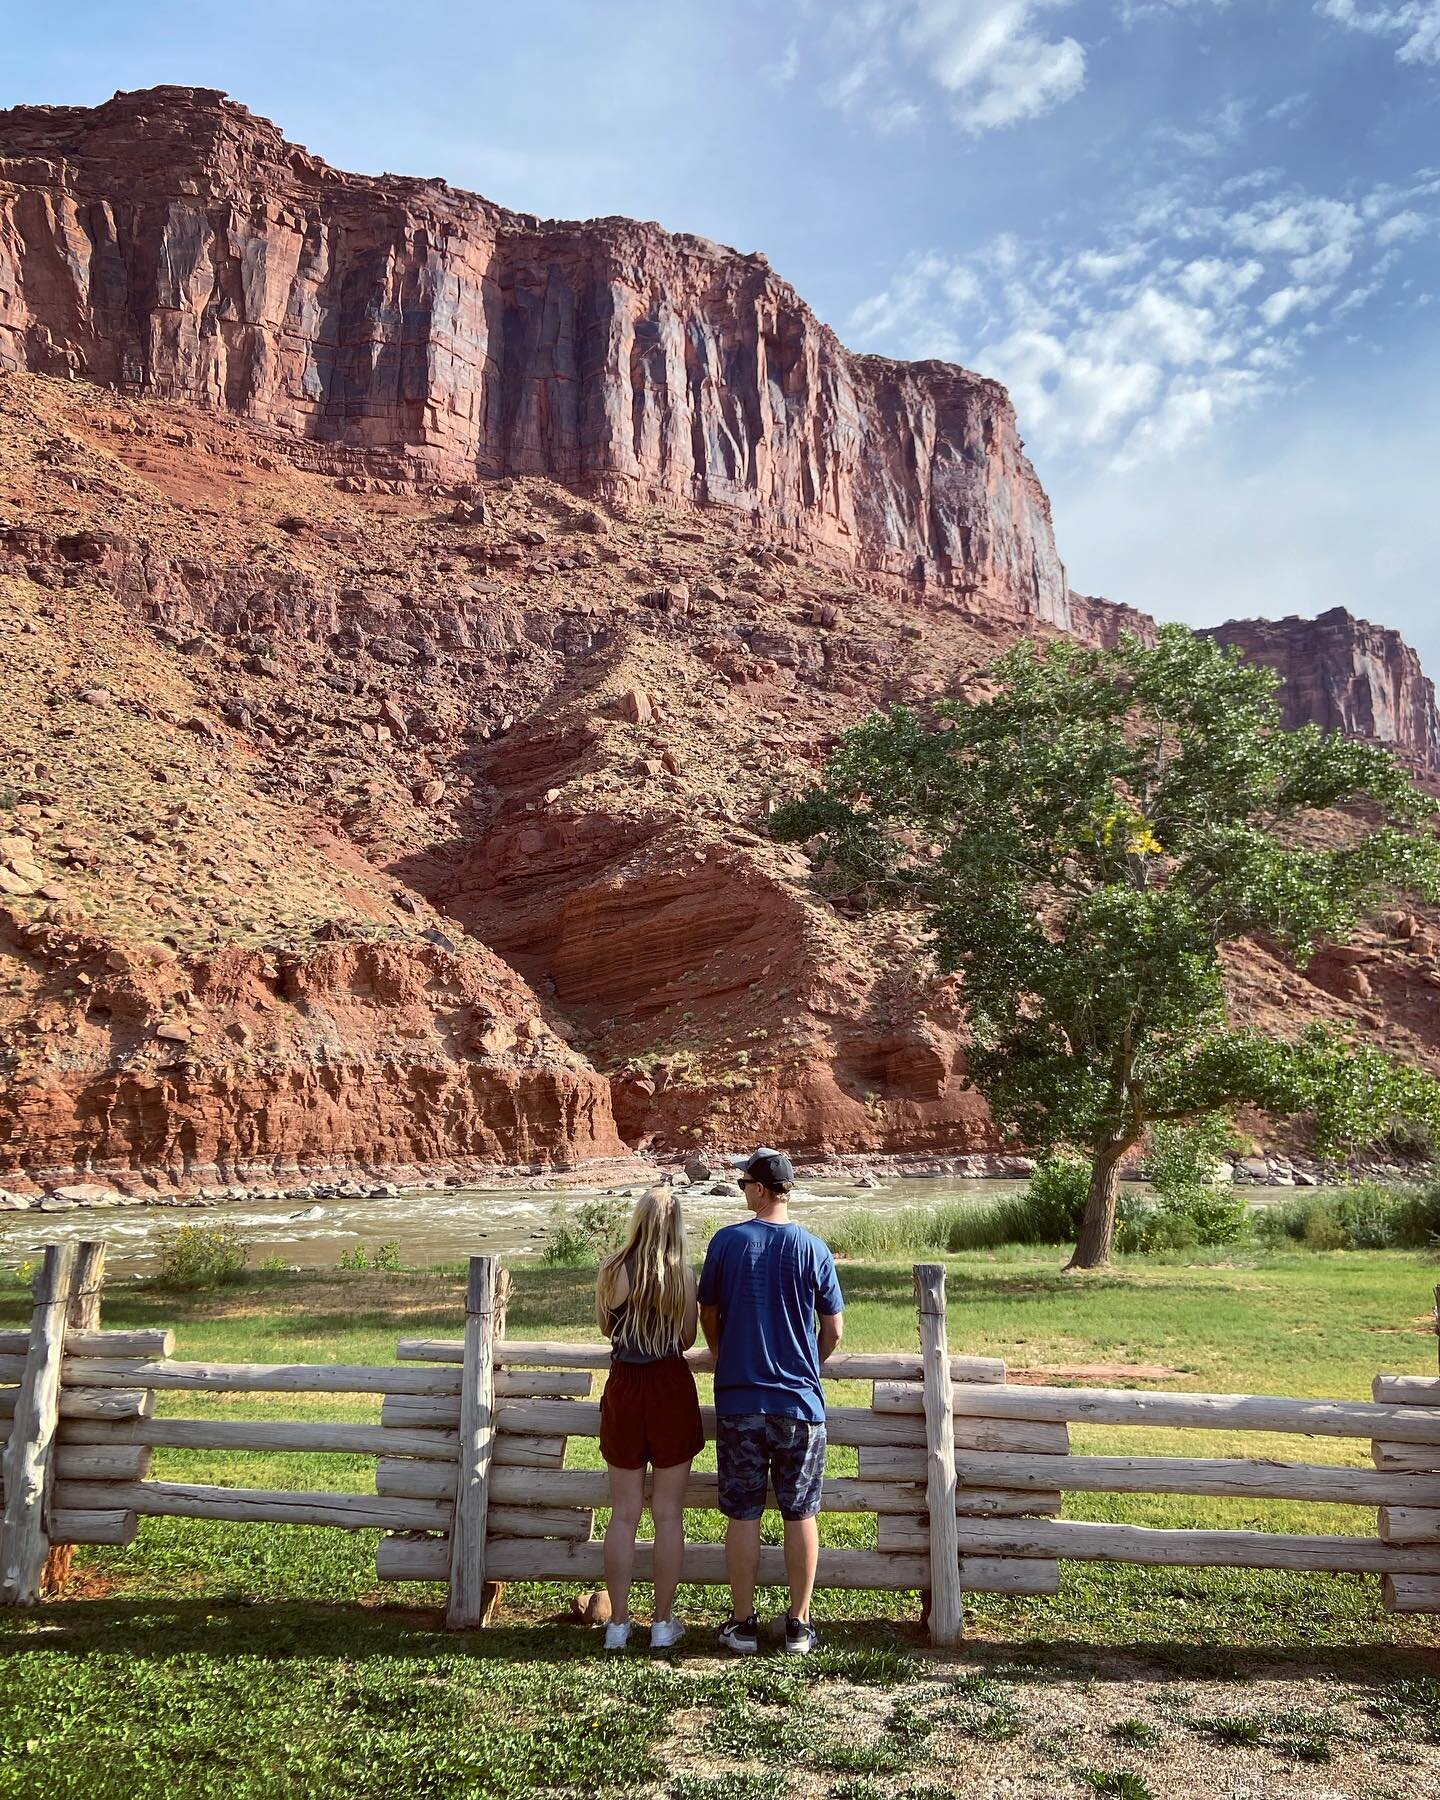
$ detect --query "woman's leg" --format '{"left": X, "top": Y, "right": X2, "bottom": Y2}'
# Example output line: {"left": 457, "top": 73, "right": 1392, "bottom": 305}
{"left": 648, "top": 1460, "right": 692, "bottom": 1623}
{"left": 603, "top": 1465, "right": 646, "bottom": 1623}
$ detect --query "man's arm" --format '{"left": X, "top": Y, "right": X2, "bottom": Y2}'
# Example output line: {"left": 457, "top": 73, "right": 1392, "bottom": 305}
{"left": 700, "top": 1303, "right": 722, "bottom": 1352}
{"left": 817, "top": 1310, "right": 843, "bottom": 1362}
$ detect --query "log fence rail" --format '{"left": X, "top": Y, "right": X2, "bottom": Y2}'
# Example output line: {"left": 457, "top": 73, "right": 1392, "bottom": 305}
{"left": 3, "top": 1246, "right": 1440, "bottom": 1635}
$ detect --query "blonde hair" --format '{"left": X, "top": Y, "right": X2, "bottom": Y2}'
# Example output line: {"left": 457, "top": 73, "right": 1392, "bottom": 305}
{"left": 596, "top": 1186, "right": 695, "bottom": 1359}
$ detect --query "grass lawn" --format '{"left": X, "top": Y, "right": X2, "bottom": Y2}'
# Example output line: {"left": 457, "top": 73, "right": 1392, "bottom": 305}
{"left": 2, "top": 1248, "right": 1440, "bottom": 1797}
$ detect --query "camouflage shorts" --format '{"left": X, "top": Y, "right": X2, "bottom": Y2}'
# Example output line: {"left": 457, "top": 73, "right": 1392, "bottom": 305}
{"left": 715, "top": 1413, "right": 827, "bottom": 1520}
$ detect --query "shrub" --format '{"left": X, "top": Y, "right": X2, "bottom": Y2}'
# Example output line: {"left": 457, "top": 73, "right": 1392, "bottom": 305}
{"left": 155, "top": 1221, "right": 248, "bottom": 1290}
{"left": 1023, "top": 1155, "right": 1091, "bottom": 1242}
{"left": 1255, "top": 1181, "right": 1440, "bottom": 1251}
{"left": 1137, "top": 1117, "right": 1252, "bottom": 1249}
{"left": 539, "top": 1194, "right": 632, "bottom": 1266}
{"left": 339, "top": 1240, "right": 403, "bottom": 1272}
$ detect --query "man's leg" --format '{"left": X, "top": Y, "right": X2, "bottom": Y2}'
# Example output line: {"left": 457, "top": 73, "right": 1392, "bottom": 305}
{"left": 725, "top": 1516, "right": 763, "bottom": 1621}
{"left": 782, "top": 1514, "right": 820, "bottom": 1621}
{"left": 772, "top": 1419, "right": 828, "bottom": 1626}
{"left": 716, "top": 1415, "right": 768, "bottom": 1636}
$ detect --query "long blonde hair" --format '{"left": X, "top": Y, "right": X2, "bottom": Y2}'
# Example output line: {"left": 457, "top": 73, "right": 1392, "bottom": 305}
{"left": 596, "top": 1186, "right": 694, "bottom": 1358}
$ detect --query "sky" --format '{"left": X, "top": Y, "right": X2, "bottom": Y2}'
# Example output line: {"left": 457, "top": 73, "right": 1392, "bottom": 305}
{"left": 4, "top": 1, "right": 1438, "bottom": 665}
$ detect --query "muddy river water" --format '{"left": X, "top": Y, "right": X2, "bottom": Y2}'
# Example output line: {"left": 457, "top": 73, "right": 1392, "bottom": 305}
{"left": 0, "top": 1175, "right": 1044, "bottom": 1274}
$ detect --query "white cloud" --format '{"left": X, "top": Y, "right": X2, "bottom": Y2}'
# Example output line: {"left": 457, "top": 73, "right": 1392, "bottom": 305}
{"left": 1375, "top": 207, "right": 1431, "bottom": 243}
{"left": 1317, "top": 1, "right": 1440, "bottom": 63}
{"left": 819, "top": 0, "right": 1087, "bottom": 134}
{"left": 1259, "top": 285, "right": 1317, "bottom": 325}
{"left": 1177, "top": 255, "right": 1265, "bottom": 302}
{"left": 845, "top": 168, "right": 1436, "bottom": 474}
{"left": 763, "top": 37, "right": 801, "bottom": 87}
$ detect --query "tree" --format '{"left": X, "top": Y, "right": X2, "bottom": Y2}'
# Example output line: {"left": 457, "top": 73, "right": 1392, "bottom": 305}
{"left": 771, "top": 627, "right": 1440, "bottom": 1268}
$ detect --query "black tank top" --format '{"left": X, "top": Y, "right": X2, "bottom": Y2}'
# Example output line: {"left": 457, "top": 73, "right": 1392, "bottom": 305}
{"left": 609, "top": 1254, "right": 680, "bottom": 1365}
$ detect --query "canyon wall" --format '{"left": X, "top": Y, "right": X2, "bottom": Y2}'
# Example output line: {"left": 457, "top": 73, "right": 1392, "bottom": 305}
{"left": 1204, "top": 609, "right": 1440, "bottom": 773}
{"left": 0, "top": 85, "right": 1067, "bottom": 620}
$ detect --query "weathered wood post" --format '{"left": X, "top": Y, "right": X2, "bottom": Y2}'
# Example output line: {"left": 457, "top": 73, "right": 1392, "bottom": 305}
{"left": 42, "top": 1240, "right": 107, "bottom": 1595}
{"left": 1, "top": 1243, "right": 78, "bottom": 1606}
{"left": 915, "top": 1261, "right": 964, "bottom": 1645}
{"left": 447, "top": 1254, "right": 500, "bottom": 1629}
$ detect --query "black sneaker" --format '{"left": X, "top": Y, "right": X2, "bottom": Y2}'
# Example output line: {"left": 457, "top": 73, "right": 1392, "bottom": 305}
{"left": 783, "top": 1613, "right": 818, "bottom": 1655}
{"left": 717, "top": 1613, "right": 759, "bottom": 1656}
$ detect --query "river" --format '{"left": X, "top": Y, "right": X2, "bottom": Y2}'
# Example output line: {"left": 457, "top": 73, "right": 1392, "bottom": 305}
{"left": 0, "top": 1174, "right": 1039, "bottom": 1274}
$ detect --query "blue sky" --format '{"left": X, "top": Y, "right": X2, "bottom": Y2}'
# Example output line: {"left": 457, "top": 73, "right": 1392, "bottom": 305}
{"left": 5, "top": 2, "right": 1438, "bottom": 666}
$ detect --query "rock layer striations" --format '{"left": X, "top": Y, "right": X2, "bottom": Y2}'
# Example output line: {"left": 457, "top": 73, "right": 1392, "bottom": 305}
{"left": 1204, "top": 610, "right": 1440, "bottom": 773}
{"left": 0, "top": 85, "right": 1066, "bottom": 619}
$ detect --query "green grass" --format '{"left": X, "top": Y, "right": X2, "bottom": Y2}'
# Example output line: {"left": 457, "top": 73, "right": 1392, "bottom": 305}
{"left": 3, "top": 1250, "right": 1440, "bottom": 1793}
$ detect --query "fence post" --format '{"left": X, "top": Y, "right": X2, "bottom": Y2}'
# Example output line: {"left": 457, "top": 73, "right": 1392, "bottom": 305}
{"left": 447, "top": 1254, "right": 500, "bottom": 1629}
{"left": 1, "top": 1243, "right": 78, "bottom": 1606}
{"left": 41, "top": 1242, "right": 107, "bottom": 1596}
{"left": 915, "top": 1261, "right": 963, "bottom": 1645}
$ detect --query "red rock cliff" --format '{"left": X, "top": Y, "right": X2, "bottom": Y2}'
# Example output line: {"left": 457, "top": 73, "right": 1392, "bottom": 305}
{"left": 0, "top": 85, "right": 1067, "bottom": 621}
{"left": 1203, "top": 609, "right": 1440, "bottom": 773}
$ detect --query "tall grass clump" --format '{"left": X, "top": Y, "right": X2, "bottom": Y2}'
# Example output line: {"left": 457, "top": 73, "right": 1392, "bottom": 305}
{"left": 822, "top": 1158, "right": 1091, "bottom": 1258}
{"left": 154, "top": 1221, "right": 248, "bottom": 1290}
{"left": 1256, "top": 1181, "right": 1440, "bottom": 1251}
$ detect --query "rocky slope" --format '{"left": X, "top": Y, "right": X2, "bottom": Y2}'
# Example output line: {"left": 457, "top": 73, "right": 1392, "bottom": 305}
{"left": 0, "top": 88, "right": 1436, "bottom": 1193}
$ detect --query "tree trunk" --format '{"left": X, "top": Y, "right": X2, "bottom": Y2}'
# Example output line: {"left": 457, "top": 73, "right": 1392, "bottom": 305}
{"left": 1066, "top": 1139, "right": 1132, "bottom": 1271}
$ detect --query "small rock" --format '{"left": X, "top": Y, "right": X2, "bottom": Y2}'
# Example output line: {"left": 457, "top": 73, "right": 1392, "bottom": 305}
{"left": 76, "top": 687, "right": 111, "bottom": 705}
{"left": 416, "top": 778, "right": 446, "bottom": 805}
{"left": 155, "top": 1021, "right": 192, "bottom": 1044}
{"left": 684, "top": 1154, "right": 712, "bottom": 1183}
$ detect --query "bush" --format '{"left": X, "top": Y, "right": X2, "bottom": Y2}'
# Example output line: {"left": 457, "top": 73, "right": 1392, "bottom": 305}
{"left": 1255, "top": 1181, "right": 1440, "bottom": 1251}
{"left": 1128, "top": 1118, "right": 1252, "bottom": 1251}
{"left": 1022, "top": 1155, "right": 1091, "bottom": 1242}
{"left": 155, "top": 1221, "right": 248, "bottom": 1290}
{"left": 539, "top": 1193, "right": 633, "bottom": 1266}
{"left": 339, "top": 1240, "right": 403, "bottom": 1272}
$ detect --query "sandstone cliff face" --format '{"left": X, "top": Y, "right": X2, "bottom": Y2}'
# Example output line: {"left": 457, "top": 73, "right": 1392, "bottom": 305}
{"left": 0, "top": 86, "right": 1066, "bottom": 621}
{"left": 1203, "top": 609, "right": 1440, "bottom": 773}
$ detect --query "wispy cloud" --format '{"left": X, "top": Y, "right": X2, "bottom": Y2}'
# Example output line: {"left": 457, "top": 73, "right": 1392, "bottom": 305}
{"left": 847, "top": 170, "right": 1439, "bottom": 470}
{"left": 819, "top": 0, "right": 1087, "bottom": 135}
{"left": 1317, "top": 1, "right": 1440, "bottom": 64}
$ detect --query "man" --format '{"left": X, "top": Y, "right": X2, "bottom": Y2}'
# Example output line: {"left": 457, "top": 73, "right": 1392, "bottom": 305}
{"left": 697, "top": 1147, "right": 844, "bottom": 1655}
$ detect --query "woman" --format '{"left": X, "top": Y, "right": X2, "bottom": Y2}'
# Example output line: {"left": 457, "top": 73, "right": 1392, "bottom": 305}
{"left": 595, "top": 1185, "right": 704, "bottom": 1651}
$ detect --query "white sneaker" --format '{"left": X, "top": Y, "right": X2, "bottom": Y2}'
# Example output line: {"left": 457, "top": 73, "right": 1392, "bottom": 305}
{"left": 603, "top": 1621, "right": 632, "bottom": 1651}
{"left": 649, "top": 1616, "right": 686, "bottom": 1651}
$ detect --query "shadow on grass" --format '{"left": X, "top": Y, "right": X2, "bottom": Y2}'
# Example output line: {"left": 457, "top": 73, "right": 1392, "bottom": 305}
{"left": 4, "top": 1595, "right": 1438, "bottom": 1698}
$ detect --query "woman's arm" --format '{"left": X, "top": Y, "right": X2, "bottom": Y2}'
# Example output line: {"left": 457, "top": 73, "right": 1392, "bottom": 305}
{"left": 596, "top": 1259, "right": 630, "bottom": 1335}
{"left": 679, "top": 1267, "right": 699, "bottom": 1350}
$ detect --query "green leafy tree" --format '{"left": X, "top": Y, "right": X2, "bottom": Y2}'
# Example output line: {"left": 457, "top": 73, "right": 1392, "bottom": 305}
{"left": 772, "top": 627, "right": 1440, "bottom": 1267}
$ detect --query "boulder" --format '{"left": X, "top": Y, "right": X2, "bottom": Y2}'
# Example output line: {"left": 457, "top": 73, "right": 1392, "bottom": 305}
{"left": 617, "top": 686, "right": 654, "bottom": 725}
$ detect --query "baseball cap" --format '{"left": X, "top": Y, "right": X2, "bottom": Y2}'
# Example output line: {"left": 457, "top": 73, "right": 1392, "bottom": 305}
{"left": 737, "top": 1148, "right": 795, "bottom": 1190}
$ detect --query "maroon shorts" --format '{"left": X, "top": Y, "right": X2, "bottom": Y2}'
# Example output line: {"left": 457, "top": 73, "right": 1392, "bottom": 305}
{"left": 599, "top": 1355, "right": 705, "bottom": 1470}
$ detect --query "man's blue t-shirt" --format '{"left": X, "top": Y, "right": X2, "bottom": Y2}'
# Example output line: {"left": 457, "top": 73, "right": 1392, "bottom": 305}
{"left": 697, "top": 1219, "right": 844, "bottom": 1424}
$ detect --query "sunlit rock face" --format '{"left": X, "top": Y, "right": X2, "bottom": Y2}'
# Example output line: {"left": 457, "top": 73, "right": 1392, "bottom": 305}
{"left": 1204, "top": 609, "right": 1440, "bottom": 773}
{"left": 0, "top": 85, "right": 1067, "bottom": 624}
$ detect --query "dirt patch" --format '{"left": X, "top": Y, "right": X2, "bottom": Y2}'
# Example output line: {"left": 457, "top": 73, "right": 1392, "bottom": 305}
{"left": 1010, "top": 1362, "right": 1187, "bottom": 1384}
{"left": 650, "top": 1658, "right": 1440, "bottom": 1799}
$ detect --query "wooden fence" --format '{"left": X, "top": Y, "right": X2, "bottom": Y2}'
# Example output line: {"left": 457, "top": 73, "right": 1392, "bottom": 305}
{"left": 4, "top": 1243, "right": 1440, "bottom": 1638}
